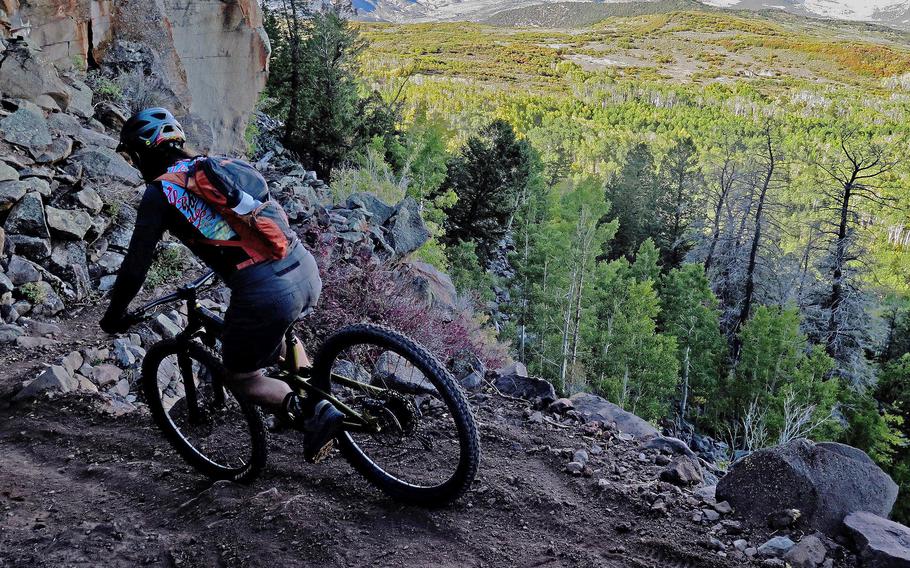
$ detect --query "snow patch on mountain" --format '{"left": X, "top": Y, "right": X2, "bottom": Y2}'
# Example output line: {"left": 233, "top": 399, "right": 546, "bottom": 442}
{"left": 701, "top": 0, "right": 910, "bottom": 23}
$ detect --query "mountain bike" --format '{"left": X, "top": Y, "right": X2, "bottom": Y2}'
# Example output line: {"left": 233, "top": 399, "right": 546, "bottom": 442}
{"left": 128, "top": 270, "right": 480, "bottom": 506}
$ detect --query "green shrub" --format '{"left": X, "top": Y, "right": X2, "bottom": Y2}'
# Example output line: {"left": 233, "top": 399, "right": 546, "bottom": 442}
{"left": 19, "top": 282, "right": 47, "bottom": 305}
{"left": 146, "top": 246, "right": 188, "bottom": 290}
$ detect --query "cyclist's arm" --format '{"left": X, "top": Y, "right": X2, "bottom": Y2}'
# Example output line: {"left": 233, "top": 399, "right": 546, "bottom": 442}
{"left": 103, "top": 184, "right": 168, "bottom": 320}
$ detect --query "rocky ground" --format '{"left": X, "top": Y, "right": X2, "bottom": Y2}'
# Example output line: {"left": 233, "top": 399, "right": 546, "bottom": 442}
{"left": 0, "top": 347, "right": 841, "bottom": 568}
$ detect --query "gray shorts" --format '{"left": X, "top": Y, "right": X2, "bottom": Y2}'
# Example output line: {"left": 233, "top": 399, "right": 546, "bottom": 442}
{"left": 221, "top": 244, "right": 322, "bottom": 373}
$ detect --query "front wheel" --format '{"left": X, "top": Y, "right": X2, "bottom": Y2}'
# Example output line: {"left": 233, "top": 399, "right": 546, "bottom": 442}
{"left": 141, "top": 339, "right": 268, "bottom": 483}
{"left": 311, "top": 323, "right": 480, "bottom": 506}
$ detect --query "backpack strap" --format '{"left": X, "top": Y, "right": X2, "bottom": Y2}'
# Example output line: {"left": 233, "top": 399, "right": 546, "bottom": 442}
{"left": 156, "top": 171, "right": 190, "bottom": 186}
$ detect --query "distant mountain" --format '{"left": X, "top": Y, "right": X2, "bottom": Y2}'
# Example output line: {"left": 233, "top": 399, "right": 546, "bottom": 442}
{"left": 701, "top": 0, "right": 910, "bottom": 29}
{"left": 351, "top": 0, "right": 910, "bottom": 30}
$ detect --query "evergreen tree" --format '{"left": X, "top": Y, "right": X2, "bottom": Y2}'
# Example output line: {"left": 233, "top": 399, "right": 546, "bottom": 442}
{"left": 658, "top": 264, "right": 727, "bottom": 428}
{"left": 264, "top": 8, "right": 380, "bottom": 181}
{"left": 658, "top": 137, "right": 703, "bottom": 268}
{"left": 726, "top": 306, "right": 840, "bottom": 449}
{"left": 603, "top": 142, "right": 663, "bottom": 261}
{"left": 438, "top": 120, "right": 540, "bottom": 264}
{"left": 585, "top": 242, "right": 680, "bottom": 421}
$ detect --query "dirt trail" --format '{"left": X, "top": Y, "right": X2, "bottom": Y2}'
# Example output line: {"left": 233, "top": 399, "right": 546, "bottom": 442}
{"left": 0, "top": 371, "right": 734, "bottom": 568}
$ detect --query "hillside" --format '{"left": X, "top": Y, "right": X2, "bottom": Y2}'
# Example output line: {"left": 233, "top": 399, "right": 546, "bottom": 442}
{"left": 351, "top": 0, "right": 910, "bottom": 29}
{"left": 360, "top": 8, "right": 910, "bottom": 90}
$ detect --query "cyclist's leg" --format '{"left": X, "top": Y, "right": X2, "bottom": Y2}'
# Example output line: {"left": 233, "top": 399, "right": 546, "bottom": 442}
{"left": 225, "top": 369, "right": 291, "bottom": 410}
{"left": 221, "top": 246, "right": 322, "bottom": 410}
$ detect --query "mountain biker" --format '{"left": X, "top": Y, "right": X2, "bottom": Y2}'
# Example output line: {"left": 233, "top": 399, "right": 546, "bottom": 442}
{"left": 100, "top": 107, "right": 343, "bottom": 462}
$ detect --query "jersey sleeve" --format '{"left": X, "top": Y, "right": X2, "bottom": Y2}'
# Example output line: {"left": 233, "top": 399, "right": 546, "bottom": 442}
{"left": 103, "top": 183, "right": 168, "bottom": 319}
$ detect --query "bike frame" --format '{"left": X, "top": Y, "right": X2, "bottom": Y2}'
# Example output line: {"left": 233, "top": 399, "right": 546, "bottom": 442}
{"left": 133, "top": 271, "right": 383, "bottom": 434}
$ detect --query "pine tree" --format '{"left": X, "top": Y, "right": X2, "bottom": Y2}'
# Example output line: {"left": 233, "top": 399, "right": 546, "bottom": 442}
{"left": 437, "top": 120, "right": 541, "bottom": 264}
{"left": 603, "top": 142, "right": 662, "bottom": 261}
{"left": 658, "top": 264, "right": 726, "bottom": 428}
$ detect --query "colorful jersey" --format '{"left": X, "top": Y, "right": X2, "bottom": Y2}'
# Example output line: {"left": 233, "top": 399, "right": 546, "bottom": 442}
{"left": 159, "top": 160, "right": 237, "bottom": 241}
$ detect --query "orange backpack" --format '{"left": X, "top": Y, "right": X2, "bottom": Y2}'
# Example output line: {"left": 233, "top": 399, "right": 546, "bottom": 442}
{"left": 156, "top": 157, "right": 296, "bottom": 270}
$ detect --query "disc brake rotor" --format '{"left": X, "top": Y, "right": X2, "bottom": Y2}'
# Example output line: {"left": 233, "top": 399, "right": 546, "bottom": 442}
{"left": 361, "top": 391, "right": 419, "bottom": 445}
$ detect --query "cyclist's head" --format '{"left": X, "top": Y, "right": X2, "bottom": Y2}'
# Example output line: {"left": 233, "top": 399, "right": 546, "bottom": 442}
{"left": 118, "top": 108, "right": 190, "bottom": 182}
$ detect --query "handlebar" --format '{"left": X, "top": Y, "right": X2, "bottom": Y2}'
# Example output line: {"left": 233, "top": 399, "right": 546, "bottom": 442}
{"left": 126, "top": 270, "right": 218, "bottom": 323}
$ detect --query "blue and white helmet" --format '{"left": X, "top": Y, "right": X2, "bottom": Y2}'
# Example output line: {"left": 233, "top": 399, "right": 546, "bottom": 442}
{"left": 117, "top": 107, "right": 186, "bottom": 153}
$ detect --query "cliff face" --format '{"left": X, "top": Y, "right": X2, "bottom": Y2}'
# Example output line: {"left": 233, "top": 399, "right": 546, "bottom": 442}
{"left": 0, "top": 0, "right": 269, "bottom": 154}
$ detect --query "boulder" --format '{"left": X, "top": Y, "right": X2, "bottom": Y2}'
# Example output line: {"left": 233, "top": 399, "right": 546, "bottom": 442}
{"left": 406, "top": 260, "right": 459, "bottom": 310}
{"left": 75, "top": 188, "right": 104, "bottom": 214}
{"left": 64, "top": 79, "right": 94, "bottom": 119}
{"left": 6, "top": 235, "right": 52, "bottom": 260}
{"left": 46, "top": 207, "right": 93, "bottom": 240}
{"left": 569, "top": 392, "right": 659, "bottom": 438}
{"left": 347, "top": 192, "right": 395, "bottom": 225}
{"left": 844, "top": 511, "right": 910, "bottom": 568}
{"left": 91, "top": 365, "right": 122, "bottom": 388}
{"left": 659, "top": 455, "right": 704, "bottom": 486}
{"left": 17, "top": 177, "right": 51, "bottom": 197}
{"left": 14, "top": 365, "right": 77, "bottom": 400}
{"left": 717, "top": 439, "right": 898, "bottom": 536}
{"left": 386, "top": 197, "right": 430, "bottom": 256}
{"left": 0, "top": 181, "right": 27, "bottom": 212}
{"left": 374, "top": 351, "right": 437, "bottom": 396}
{"left": 758, "top": 536, "right": 797, "bottom": 558}
{"left": 6, "top": 256, "right": 41, "bottom": 286}
{"left": 29, "top": 281, "right": 64, "bottom": 316}
{"left": 153, "top": 313, "right": 182, "bottom": 339}
{"left": 451, "top": 349, "right": 486, "bottom": 381}
{"left": 0, "top": 323, "right": 24, "bottom": 344}
{"left": 0, "top": 43, "right": 70, "bottom": 111}
{"left": 549, "top": 398, "right": 574, "bottom": 414}
{"left": 74, "top": 127, "right": 119, "bottom": 150}
{"left": 783, "top": 535, "right": 828, "bottom": 568}
{"left": 96, "top": 252, "right": 124, "bottom": 275}
{"left": 112, "top": 338, "right": 137, "bottom": 367}
{"left": 4, "top": 192, "right": 50, "bottom": 238}
{"left": 0, "top": 162, "right": 19, "bottom": 183}
{"left": 47, "top": 113, "right": 82, "bottom": 137}
{"left": 62, "top": 351, "right": 84, "bottom": 376}
{"left": 94, "top": 102, "right": 130, "bottom": 130}
{"left": 71, "top": 147, "right": 142, "bottom": 185}
{"left": 16, "top": 335, "right": 56, "bottom": 348}
{"left": 459, "top": 371, "right": 483, "bottom": 391}
{"left": 0, "top": 107, "right": 53, "bottom": 149}
{"left": 495, "top": 364, "right": 556, "bottom": 404}
{"left": 49, "top": 241, "right": 88, "bottom": 273}
{"left": 20, "top": 319, "right": 61, "bottom": 337}
{"left": 32, "top": 135, "right": 73, "bottom": 164}
{"left": 450, "top": 349, "right": 485, "bottom": 391}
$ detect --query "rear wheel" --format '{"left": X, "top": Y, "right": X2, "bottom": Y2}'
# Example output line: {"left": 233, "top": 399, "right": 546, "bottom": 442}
{"left": 141, "top": 339, "right": 267, "bottom": 483}
{"left": 311, "top": 323, "right": 480, "bottom": 506}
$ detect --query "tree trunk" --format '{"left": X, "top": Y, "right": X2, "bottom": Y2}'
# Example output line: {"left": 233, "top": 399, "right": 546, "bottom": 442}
{"left": 733, "top": 133, "right": 775, "bottom": 360}
{"left": 679, "top": 344, "right": 691, "bottom": 426}
{"left": 705, "top": 159, "right": 735, "bottom": 271}
{"left": 826, "top": 172, "right": 856, "bottom": 359}
{"left": 282, "top": 0, "right": 304, "bottom": 147}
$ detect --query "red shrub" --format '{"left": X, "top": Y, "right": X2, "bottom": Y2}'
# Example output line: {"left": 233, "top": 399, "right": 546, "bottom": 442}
{"left": 300, "top": 239, "right": 506, "bottom": 371}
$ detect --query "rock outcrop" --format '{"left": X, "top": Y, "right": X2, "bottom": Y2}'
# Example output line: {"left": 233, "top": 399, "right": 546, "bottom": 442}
{"left": 1, "top": 0, "right": 268, "bottom": 153}
{"left": 569, "top": 392, "right": 659, "bottom": 439}
{"left": 717, "top": 438, "right": 899, "bottom": 536}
